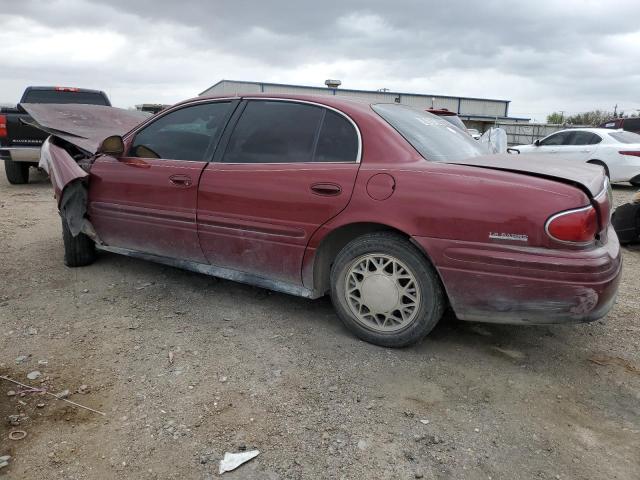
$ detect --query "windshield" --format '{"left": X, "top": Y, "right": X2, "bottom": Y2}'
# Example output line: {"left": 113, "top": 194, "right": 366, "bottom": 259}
{"left": 609, "top": 131, "right": 640, "bottom": 144}
{"left": 372, "top": 104, "right": 486, "bottom": 161}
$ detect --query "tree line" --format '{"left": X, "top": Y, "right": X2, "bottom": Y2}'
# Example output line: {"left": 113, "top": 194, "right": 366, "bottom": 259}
{"left": 547, "top": 110, "right": 639, "bottom": 126}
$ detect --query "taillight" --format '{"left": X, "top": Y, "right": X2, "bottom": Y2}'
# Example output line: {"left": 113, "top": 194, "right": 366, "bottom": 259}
{"left": 0, "top": 114, "right": 6, "bottom": 137}
{"left": 545, "top": 206, "right": 598, "bottom": 244}
{"left": 55, "top": 86, "right": 80, "bottom": 92}
{"left": 619, "top": 150, "right": 640, "bottom": 157}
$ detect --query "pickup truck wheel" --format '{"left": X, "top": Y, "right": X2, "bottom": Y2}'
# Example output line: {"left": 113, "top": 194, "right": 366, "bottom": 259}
{"left": 4, "top": 158, "right": 30, "bottom": 184}
{"left": 330, "top": 232, "right": 445, "bottom": 348}
{"left": 61, "top": 218, "right": 96, "bottom": 267}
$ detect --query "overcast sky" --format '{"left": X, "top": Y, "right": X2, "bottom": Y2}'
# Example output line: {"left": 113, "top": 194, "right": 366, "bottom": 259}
{"left": 1, "top": 0, "right": 638, "bottom": 121}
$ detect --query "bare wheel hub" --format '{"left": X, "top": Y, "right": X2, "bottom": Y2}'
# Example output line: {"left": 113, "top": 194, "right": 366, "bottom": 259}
{"left": 345, "top": 253, "right": 421, "bottom": 332}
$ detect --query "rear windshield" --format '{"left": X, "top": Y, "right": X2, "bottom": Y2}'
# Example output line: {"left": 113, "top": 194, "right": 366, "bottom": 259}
{"left": 22, "top": 90, "right": 109, "bottom": 106}
{"left": 609, "top": 131, "right": 640, "bottom": 144}
{"left": 372, "top": 103, "right": 485, "bottom": 161}
{"left": 439, "top": 114, "right": 467, "bottom": 131}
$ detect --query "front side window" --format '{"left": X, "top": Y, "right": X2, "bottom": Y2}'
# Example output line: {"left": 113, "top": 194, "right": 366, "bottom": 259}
{"left": 540, "top": 131, "right": 573, "bottom": 146}
{"left": 131, "top": 102, "right": 232, "bottom": 161}
{"left": 372, "top": 103, "right": 485, "bottom": 162}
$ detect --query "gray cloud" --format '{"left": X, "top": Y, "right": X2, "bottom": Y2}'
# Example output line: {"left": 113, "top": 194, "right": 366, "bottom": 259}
{"left": 1, "top": 0, "right": 638, "bottom": 120}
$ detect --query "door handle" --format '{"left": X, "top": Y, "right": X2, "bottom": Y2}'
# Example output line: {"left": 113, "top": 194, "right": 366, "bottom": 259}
{"left": 169, "top": 174, "right": 193, "bottom": 187}
{"left": 311, "top": 183, "right": 342, "bottom": 196}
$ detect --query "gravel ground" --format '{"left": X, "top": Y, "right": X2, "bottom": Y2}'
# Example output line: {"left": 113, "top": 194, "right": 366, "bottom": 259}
{"left": 1, "top": 168, "right": 639, "bottom": 479}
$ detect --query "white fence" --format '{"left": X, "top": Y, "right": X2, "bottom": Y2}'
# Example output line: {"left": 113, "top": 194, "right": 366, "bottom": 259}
{"left": 495, "top": 121, "right": 588, "bottom": 146}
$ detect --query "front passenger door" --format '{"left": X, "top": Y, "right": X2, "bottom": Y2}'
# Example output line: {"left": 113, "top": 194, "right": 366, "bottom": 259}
{"left": 88, "top": 101, "right": 236, "bottom": 261}
{"left": 535, "top": 131, "right": 574, "bottom": 154}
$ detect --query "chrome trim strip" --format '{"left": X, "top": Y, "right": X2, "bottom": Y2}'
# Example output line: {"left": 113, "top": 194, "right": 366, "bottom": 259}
{"left": 544, "top": 205, "right": 596, "bottom": 246}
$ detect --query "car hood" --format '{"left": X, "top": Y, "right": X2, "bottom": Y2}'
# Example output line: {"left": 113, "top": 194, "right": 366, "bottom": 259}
{"left": 21, "top": 103, "right": 149, "bottom": 154}
{"left": 445, "top": 153, "right": 605, "bottom": 197}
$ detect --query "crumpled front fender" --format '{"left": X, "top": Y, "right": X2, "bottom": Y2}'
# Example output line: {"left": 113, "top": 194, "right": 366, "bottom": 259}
{"left": 40, "top": 137, "right": 88, "bottom": 204}
{"left": 40, "top": 137, "right": 99, "bottom": 241}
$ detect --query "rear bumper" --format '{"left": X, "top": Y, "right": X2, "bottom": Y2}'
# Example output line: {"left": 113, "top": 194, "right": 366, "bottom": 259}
{"left": 413, "top": 227, "right": 622, "bottom": 325}
{"left": 0, "top": 147, "right": 41, "bottom": 163}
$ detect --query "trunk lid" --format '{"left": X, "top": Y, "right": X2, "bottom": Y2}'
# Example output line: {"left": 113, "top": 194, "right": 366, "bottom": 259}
{"left": 446, "top": 153, "right": 606, "bottom": 197}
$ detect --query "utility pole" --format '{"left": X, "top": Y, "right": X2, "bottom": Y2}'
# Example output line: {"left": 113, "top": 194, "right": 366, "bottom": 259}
{"left": 613, "top": 104, "right": 618, "bottom": 118}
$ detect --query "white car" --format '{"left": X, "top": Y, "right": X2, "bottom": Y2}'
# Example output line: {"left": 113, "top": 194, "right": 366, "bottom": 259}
{"left": 514, "top": 128, "right": 640, "bottom": 185}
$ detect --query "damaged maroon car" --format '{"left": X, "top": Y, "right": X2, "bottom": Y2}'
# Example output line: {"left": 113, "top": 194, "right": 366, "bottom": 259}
{"left": 26, "top": 95, "right": 621, "bottom": 347}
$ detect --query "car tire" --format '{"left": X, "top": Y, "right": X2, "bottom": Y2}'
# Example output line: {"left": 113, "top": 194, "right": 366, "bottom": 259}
{"left": 330, "top": 232, "right": 445, "bottom": 347}
{"left": 4, "top": 158, "right": 30, "bottom": 184}
{"left": 61, "top": 217, "right": 96, "bottom": 267}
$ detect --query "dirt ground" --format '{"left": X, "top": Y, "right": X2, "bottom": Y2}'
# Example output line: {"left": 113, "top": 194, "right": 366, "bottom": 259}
{"left": 1, "top": 167, "right": 639, "bottom": 480}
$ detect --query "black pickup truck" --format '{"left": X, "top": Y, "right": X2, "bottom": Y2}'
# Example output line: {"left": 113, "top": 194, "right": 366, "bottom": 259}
{"left": 0, "top": 86, "right": 111, "bottom": 184}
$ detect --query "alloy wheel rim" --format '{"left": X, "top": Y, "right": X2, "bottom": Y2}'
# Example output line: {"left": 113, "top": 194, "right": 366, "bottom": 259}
{"left": 345, "top": 253, "right": 421, "bottom": 332}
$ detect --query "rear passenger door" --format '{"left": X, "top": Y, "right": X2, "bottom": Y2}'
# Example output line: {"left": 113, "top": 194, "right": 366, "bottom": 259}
{"left": 565, "top": 131, "right": 602, "bottom": 160}
{"left": 197, "top": 99, "right": 361, "bottom": 284}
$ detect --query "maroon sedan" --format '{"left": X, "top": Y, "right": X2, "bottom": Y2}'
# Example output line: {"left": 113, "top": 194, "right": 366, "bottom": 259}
{"left": 26, "top": 94, "right": 621, "bottom": 347}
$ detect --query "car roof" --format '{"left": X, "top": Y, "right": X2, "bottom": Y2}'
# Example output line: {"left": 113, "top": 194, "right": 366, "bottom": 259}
{"left": 550, "top": 127, "right": 622, "bottom": 135}
{"left": 174, "top": 92, "right": 391, "bottom": 117}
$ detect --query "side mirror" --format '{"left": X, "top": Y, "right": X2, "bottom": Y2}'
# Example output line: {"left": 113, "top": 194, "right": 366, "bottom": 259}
{"left": 534, "top": 139, "right": 541, "bottom": 147}
{"left": 97, "top": 135, "right": 125, "bottom": 156}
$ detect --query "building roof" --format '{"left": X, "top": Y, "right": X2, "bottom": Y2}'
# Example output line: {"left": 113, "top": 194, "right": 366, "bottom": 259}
{"left": 199, "top": 79, "right": 512, "bottom": 105}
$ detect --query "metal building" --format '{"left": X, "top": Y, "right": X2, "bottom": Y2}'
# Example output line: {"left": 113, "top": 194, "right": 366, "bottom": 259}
{"left": 199, "top": 79, "right": 530, "bottom": 132}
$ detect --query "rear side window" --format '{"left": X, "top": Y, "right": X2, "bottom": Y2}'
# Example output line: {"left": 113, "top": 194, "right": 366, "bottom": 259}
{"left": 570, "top": 131, "right": 602, "bottom": 145}
{"left": 315, "top": 110, "right": 359, "bottom": 162}
{"left": 131, "top": 102, "right": 232, "bottom": 161}
{"left": 22, "top": 90, "right": 109, "bottom": 106}
{"left": 223, "top": 101, "right": 323, "bottom": 164}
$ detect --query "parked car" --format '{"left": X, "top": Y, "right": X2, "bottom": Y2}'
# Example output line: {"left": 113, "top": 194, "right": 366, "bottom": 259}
{"left": 599, "top": 117, "right": 640, "bottom": 134}
{"left": 26, "top": 95, "right": 620, "bottom": 347}
{"left": 0, "top": 86, "right": 111, "bottom": 184}
{"left": 466, "top": 128, "right": 481, "bottom": 140}
{"left": 513, "top": 128, "right": 640, "bottom": 186}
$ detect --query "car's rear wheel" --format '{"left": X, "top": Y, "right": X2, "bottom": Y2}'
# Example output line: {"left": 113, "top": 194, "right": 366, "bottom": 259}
{"left": 4, "top": 158, "right": 30, "bottom": 184}
{"left": 61, "top": 217, "right": 96, "bottom": 267}
{"left": 330, "top": 232, "right": 445, "bottom": 347}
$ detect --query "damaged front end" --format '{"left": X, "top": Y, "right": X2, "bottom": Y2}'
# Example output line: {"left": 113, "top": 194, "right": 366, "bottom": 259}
{"left": 39, "top": 137, "right": 99, "bottom": 242}
{"left": 23, "top": 103, "right": 148, "bottom": 241}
